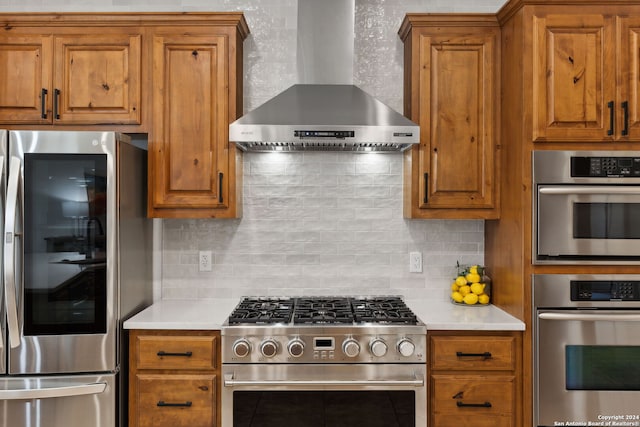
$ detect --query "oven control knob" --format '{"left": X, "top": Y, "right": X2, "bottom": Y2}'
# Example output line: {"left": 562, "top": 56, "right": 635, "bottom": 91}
{"left": 232, "top": 339, "right": 252, "bottom": 358}
{"left": 369, "top": 339, "right": 388, "bottom": 357}
{"left": 260, "top": 339, "right": 279, "bottom": 358}
{"left": 342, "top": 338, "right": 361, "bottom": 358}
{"left": 397, "top": 338, "right": 415, "bottom": 357}
{"left": 287, "top": 338, "right": 305, "bottom": 358}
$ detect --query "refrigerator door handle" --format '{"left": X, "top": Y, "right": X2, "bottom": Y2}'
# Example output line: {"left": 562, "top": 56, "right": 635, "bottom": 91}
{"left": 0, "top": 154, "right": 4, "bottom": 354}
{"left": 0, "top": 382, "right": 107, "bottom": 400}
{"left": 4, "top": 156, "right": 22, "bottom": 349}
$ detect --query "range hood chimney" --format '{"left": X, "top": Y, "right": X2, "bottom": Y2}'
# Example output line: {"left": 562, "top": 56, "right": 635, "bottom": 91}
{"left": 229, "top": 0, "right": 419, "bottom": 152}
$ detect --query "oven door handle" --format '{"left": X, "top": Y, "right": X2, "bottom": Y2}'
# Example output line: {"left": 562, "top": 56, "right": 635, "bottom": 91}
{"left": 223, "top": 373, "right": 424, "bottom": 388}
{"left": 538, "top": 312, "right": 640, "bottom": 322}
{"left": 538, "top": 186, "right": 640, "bottom": 195}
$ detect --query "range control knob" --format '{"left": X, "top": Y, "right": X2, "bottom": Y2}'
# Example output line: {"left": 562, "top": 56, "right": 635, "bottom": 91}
{"left": 342, "top": 338, "right": 361, "bottom": 358}
{"left": 232, "top": 339, "right": 251, "bottom": 358}
{"left": 260, "top": 339, "right": 279, "bottom": 358}
{"left": 369, "top": 338, "right": 388, "bottom": 357}
{"left": 397, "top": 338, "right": 416, "bottom": 357}
{"left": 287, "top": 338, "right": 305, "bottom": 358}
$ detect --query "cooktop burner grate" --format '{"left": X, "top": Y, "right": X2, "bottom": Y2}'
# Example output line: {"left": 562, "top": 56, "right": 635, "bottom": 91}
{"left": 227, "top": 297, "right": 294, "bottom": 324}
{"left": 227, "top": 296, "right": 418, "bottom": 325}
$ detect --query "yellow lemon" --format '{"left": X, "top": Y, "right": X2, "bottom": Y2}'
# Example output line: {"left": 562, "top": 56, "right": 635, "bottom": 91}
{"left": 469, "top": 265, "right": 478, "bottom": 275}
{"left": 470, "top": 283, "right": 485, "bottom": 295}
{"left": 451, "top": 291, "right": 464, "bottom": 303}
{"left": 458, "top": 285, "right": 471, "bottom": 296}
{"left": 478, "top": 294, "right": 490, "bottom": 304}
{"left": 455, "top": 276, "right": 467, "bottom": 287}
{"left": 451, "top": 282, "right": 459, "bottom": 292}
{"left": 463, "top": 293, "right": 479, "bottom": 305}
{"left": 465, "top": 273, "right": 481, "bottom": 284}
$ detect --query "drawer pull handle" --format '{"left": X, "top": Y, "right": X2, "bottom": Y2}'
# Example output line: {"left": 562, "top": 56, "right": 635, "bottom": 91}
{"left": 157, "top": 401, "right": 193, "bottom": 408}
{"left": 157, "top": 351, "right": 193, "bottom": 357}
{"left": 456, "top": 401, "right": 492, "bottom": 408}
{"left": 456, "top": 351, "right": 492, "bottom": 359}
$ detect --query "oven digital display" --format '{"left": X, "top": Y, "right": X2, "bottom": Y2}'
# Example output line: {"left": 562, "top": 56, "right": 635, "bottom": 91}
{"left": 314, "top": 337, "right": 335, "bottom": 350}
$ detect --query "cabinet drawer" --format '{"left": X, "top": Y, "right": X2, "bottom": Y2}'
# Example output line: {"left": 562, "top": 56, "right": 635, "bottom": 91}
{"left": 431, "top": 374, "right": 514, "bottom": 416}
{"left": 430, "top": 335, "right": 515, "bottom": 370}
{"left": 136, "top": 374, "right": 216, "bottom": 427}
{"left": 136, "top": 335, "right": 217, "bottom": 370}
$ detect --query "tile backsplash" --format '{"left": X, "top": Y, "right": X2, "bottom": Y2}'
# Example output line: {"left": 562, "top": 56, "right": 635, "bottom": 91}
{"left": 1, "top": 0, "right": 506, "bottom": 300}
{"left": 163, "top": 152, "right": 484, "bottom": 300}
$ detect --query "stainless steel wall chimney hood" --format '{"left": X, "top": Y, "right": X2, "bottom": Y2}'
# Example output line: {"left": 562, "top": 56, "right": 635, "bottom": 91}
{"left": 229, "top": 0, "right": 419, "bottom": 152}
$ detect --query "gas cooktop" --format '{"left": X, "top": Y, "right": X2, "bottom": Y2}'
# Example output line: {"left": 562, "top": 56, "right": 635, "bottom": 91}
{"left": 222, "top": 296, "right": 426, "bottom": 364}
{"left": 226, "top": 296, "right": 419, "bottom": 325}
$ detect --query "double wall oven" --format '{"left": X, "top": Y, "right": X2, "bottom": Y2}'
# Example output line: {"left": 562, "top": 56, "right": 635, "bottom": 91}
{"left": 532, "top": 150, "right": 640, "bottom": 426}
{"left": 221, "top": 297, "right": 426, "bottom": 427}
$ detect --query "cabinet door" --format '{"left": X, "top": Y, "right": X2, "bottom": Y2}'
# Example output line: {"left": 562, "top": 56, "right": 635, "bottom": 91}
{"left": 408, "top": 29, "right": 498, "bottom": 217}
{"left": 0, "top": 35, "right": 53, "bottom": 123}
{"left": 53, "top": 34, "right": 141, "bottom": 124}
{"left": 532, "top": 13, "right": 615, "bottom": 141}
{"left": 619, "top": 16, "right": 640, "bottom": 141}
{"left": 150, "top": 33, "right": 230, "bottom": 214}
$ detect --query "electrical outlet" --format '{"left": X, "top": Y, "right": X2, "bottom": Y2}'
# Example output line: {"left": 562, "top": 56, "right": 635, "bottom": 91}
{"left": 409, "top": 251, "right": 422, "bottom": 273}
{"left": 199, "top": 250, "right": 212, "bottom": 272}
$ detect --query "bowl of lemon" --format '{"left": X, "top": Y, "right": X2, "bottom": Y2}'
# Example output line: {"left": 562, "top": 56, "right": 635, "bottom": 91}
{"left": 450, "top": 264, "right": 491, "bottom": 306}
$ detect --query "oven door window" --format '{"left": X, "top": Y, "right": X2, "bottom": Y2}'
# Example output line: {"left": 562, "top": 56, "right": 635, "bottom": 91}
{"left": 23, "top": 153, "right": 108, "bottom": 335}
{"left": 233, "top": 390, "right": 415, "bottom": 427}
{"left": 566, "top": 345, "right": 640, "bottom": 390}
{"left": 573, "top": 202, "right": 640, "bottom": 239}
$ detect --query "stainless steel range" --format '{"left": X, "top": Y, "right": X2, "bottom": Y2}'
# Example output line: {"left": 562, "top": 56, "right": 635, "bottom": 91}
{"left": 221, "top": 296, "right": 427, "bottom": 427}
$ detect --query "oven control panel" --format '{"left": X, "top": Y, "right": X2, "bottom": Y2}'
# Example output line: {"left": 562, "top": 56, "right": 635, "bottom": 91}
{"left": 571, "top": 156, "right": 640, "bottom": 177}
{"left": 571, "top": 280, "right": 640, "bottom": 301}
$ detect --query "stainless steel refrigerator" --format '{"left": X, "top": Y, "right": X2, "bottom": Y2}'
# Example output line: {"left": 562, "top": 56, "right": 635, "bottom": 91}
{"left": 0, "top": 130, "right": 152, "bottom": 426}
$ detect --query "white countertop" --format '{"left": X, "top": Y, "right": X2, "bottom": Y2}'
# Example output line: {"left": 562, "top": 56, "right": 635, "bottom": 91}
{"left": 123, "top": 298, "right": 525, "bottom": 331}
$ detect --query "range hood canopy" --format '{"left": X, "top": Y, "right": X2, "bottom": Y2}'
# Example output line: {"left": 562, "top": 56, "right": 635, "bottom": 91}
{"left": 229, "top": 0, "right": 419, "bottom": 153}
{"left": 229, "top": 84, "right": 419, "bottom": 152}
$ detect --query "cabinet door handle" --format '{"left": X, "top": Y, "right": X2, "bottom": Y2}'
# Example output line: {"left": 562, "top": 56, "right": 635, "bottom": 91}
{"left": 218, "top": 172, "right": 224, "bottom": 203}
{"left": 157, "top": 401, "right": 192, "bottom": 408}
{"left": 53, "top": 88, "right": 61, "bottom": 120}
{"left": 456, "top": 401, "right": 492, "bottom": 408}
{"left": 456, "top": 351, "right": 492, "bottom": 359}
{"left": 423, "top": 173, "right": 429, "bottom": 204}
{"left": 607, "top": 100, "right": 614, "bottom": 136}
{"left": 40, "top": 88, "right": 48, "bottom": 119}
{"left": 156, "top": 351, "right": 193, "bottom": 357}
{"left": 622, "top": 101, "right": 629, "bottom": 136}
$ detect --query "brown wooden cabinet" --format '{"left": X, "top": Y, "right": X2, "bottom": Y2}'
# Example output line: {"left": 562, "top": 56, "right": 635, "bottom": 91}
{"left": 0, "top": 28, "right": 141, "bottom": 125}
{"left": 428, "top": 331, "right": 521, "bottom": 427}
{"left": 399, "top": 15, "right": 500, "bottom": 219}
{"left": 129, "top": 330, "right": 221, "bottom": 427}
{"left": 148, "top": 18, "right": 248, "bottom": 218}
{"left": 532, "top": 11, "right": 640, "bottom": 142}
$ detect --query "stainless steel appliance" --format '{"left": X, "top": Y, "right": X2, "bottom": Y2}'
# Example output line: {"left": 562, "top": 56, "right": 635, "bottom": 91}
{"left": 533, "top": 150, "right": 640, "bottom": 263}
{"left": 228, "top": 0, "right": 419, "bottom": 152}
{"left": 221, "top": 296, "right": 426, "bottom": 427}
{"left": 0, "top": 130, "right": 152, "bottom": 426}
{"left": 533, "top": 274, "right": 640, "bottom": 427}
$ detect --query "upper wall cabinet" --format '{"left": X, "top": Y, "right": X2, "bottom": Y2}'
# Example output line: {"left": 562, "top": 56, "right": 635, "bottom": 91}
{"left": 148, "top": 16, "right": 248, "bottom": 218}
{"left": 532, "top": 11, "right": 640, "bottom": 142}
{"left": 0, "top": 25, "right": 141, "bottom": 125}
{"left": 399, "top": 15, "right": 500, "bottom": 219}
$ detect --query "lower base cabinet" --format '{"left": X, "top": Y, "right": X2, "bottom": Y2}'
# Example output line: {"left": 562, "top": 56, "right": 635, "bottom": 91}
{"left": 129, "top": 330, "right": 220, "bottom": 427}
{"left": 428, "top": 331, "right": 522, "bottom": 427}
